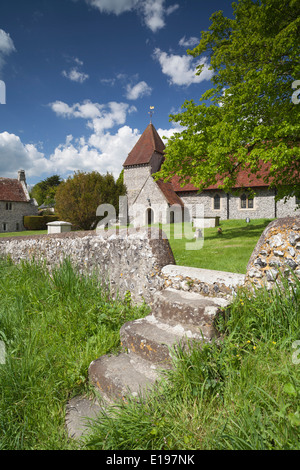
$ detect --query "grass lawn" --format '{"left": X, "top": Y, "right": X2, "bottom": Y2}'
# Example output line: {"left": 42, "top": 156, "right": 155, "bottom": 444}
{"left": 161, "top": 218, "right": 274, "bottom": 274}
{"left": 0, "top": 230, "right": 47, "bottom": 237}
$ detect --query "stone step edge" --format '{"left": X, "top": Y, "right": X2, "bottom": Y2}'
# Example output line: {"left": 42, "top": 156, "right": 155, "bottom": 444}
{"left": 120, "top": 316, "right": 210, "bottom": 367}
{"left": 161, "top": 265, "right": 245, "bottom": 298}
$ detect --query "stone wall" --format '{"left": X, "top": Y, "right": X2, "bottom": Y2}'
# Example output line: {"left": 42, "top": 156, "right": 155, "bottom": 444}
{"left": 245, "top": 216, "right": 300, "bottom": 289}
{"left": 0, "top": 227, "right": 175, "bottom": 304}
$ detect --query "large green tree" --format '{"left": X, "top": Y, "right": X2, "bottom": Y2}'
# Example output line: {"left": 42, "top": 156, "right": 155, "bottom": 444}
{"left": 30, "top": 175, "right": 63, "bottom": 206}
{"left": 55, "top": 171, "right": 126, "bottom": 230}
{"left": 156, "top": 0, "right": 300, "bottom": 201}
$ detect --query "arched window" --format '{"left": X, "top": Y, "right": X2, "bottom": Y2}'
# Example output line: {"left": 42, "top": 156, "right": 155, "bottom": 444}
{"left": 213, "top": 194, "right": 220, "bottom": 210}
{"left": 146, "top": 208, "right": 154, "bottom": 225}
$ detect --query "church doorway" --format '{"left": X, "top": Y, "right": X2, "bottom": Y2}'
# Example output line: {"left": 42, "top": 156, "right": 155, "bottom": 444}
{"left": 146, "top": 208, "right": 154, "bottom": 225}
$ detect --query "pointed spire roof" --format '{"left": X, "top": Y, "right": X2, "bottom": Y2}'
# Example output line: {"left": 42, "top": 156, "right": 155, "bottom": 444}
{"left": 123, "top": 123, "right": 165, "bottom": 167}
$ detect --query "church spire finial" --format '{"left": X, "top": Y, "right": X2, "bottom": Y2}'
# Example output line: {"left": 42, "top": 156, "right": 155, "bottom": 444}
{"left": 149, "top": 106, "right": 154, "bottom": 124}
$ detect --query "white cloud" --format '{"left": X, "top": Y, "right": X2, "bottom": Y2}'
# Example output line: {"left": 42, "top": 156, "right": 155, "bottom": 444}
{"left": 153, "top": 48, "right": 213, "bottom": 86}
{"left": 100, "top": 77, "right": 116, "bottom": 86}
{"left": 0, "top": 96, "right": 183, "bottom": 182}
{"left": 46, "top": 126, "right": 141, "bottom": 178}
{"left": 0, "top": 29, "right": 16, "bottom": 72}
{"left": 49, "top": 100, "right": 103, "bottom": 120}
{"left": 74, "top": 57, "right": 84, "bottom": 66}
{"left": 50, "top": 100, "right": 137, "bottom": 134}
{"left": 178, "top": 36, "right": 199, "bottom": 48}
{"left": 62, "top": 57, "right": 89, "bottom": 83}
{"left": 84, "top": 0, "right": 179, "bottom": 32}
{"left": 0, "top": 30, "right": 15, "bottom": 55}
{"left": 86, "top": 0, "right": 139, "bottom": 15}
{"left": 125, "top": 80, "right": 152, "bottom": 100}
{"left": 62, "top": 67, "right": 89, "bottom": 83}
{"left": 45, "top": 100, "right": 140, "bottom": 178}
{"left": 0, "top": 111, "right": 184, "bottom": 183}
{"left": 156, "top": 125, "right": 183, "bottom": 141}
{"left": 141, "top": 0, "right": 166, "bottom": 32}
{"left": 0, "top": 132, "right": 51, "bottom": 178}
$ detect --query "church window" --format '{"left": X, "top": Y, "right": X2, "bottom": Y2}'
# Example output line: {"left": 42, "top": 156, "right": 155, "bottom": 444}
{"left": 240, "top": 193, "right": 254, "bottom": 209}
{"left": 213, "top": 194, "right": 220, "bottom": 210}
{"left": 146, "top": 208, "right": 154, "bottom": 225}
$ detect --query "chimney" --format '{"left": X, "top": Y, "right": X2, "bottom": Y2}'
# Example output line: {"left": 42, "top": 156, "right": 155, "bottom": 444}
{"left": 18, "top": 169, "right": 26, "bottom": 185}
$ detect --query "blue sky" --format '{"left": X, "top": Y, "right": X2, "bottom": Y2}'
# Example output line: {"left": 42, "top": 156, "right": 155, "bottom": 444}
{"left": 0, "top": 0, "right": 234, "bottom": 186}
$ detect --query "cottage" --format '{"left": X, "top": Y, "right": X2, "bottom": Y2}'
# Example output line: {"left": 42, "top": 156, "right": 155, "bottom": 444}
{"left": 123, "top": 123, "right": 300, "bottom": 225}
{"left": 0, "top": 170, "right": 38, "bottom": 233}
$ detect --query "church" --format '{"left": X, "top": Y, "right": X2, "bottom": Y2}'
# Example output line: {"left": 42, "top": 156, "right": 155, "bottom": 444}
{"left": 122, "top": 122, "right": 300, "bottom": 226}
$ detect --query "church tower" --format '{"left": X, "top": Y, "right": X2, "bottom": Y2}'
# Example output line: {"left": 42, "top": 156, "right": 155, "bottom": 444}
{"left": 122, "top": 122, "right": 184, "bottom": 226}
{"left": 123, "top": 123, "right": 165, "bottom": 207}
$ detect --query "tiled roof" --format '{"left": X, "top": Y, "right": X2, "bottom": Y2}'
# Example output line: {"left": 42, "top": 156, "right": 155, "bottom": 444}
{"left": 0, "top": 178, "right": 29, "bottom": 202}
{"left": 156, "top": 179, "right": 184, "bottom": 207}
{"left": 171, "top": 161, "right": 273, "bottom": 192}
{"left": 123, "top": 123, "right": 165, "bottom": 167}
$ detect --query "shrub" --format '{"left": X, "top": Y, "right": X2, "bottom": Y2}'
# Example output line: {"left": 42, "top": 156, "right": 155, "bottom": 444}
{"left": 23, "top": 215, "right": 59, "bottom": 230}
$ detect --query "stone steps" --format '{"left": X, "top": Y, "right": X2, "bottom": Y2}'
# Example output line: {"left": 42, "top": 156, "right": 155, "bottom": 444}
{"left": 120, "top": 315, "right": 207, "bottom": 366}
{"left": 88, "top": 352, "right": 160, "bottom": 403}
{"left": 65, "top": 288, "right": 230, "bottom": 439}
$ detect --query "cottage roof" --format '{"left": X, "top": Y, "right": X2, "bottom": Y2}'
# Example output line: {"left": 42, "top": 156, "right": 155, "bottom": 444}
{"left": 0, "top": 177, "right": 29, "bottom": 202}
{"left": 123, "top": 123, "right": 165, "bottom": 167}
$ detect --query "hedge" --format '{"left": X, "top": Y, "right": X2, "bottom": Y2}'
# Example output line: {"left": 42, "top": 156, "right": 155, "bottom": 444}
{"left": 24, "top": 215, "right": 59, "bottom": 230}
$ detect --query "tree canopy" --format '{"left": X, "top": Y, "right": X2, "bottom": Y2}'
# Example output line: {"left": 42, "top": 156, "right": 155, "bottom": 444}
{"left": 156, "top": 0, "right": 300, "bottom": 201}
{"left": 55, "top": 171, "right": 126, "bottom": 230}
{"left": 30, "top": 175, "right": 63, "bottom": 207}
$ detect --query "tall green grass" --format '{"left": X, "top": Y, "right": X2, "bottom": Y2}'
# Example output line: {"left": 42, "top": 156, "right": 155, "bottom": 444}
{"left": 1, "top": 256, "right": 299, "bottom": 450}
{"left": 84, "top": 275, "right": 300, "bottom": 450}
{"left": 0, "top": 258, "right": 149, "bottom": 450}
